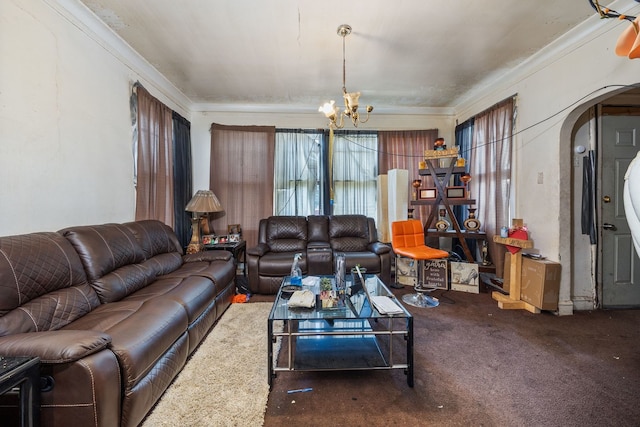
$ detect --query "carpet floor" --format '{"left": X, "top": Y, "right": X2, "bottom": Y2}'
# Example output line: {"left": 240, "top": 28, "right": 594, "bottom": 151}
{"left": 141, "top": 302, "right": 276, "bottom": 427}
{"left": 255, "top": 287, "right": 640, "bottom": 427}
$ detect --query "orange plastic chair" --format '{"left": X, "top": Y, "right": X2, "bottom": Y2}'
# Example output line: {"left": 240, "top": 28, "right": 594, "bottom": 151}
{"left": 391, "top": 220, "right": 449, "bottom": 308}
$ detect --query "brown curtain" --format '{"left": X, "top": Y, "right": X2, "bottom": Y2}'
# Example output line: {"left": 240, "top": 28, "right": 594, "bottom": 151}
{"left": 135, "top": 86, "right": 174, "bottom": 226}
{"left": 210, "top": 124, "right": 275, "bottom": 248}
{"left": 378, "top": 130, "right": 439, "bottom": 223}
{"left": 470, "top": 97, "right": 514, "bottom": 277}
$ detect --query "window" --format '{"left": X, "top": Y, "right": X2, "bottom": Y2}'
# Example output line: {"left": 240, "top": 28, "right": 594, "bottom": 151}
{"left": 274, "top": 129, "right": 378, "bottom": 221}
{"left": 274, "top": 130, "right": 324, "bottom": 216}
{"left": 331, "top": 131, "right": 378, "bottom": 218}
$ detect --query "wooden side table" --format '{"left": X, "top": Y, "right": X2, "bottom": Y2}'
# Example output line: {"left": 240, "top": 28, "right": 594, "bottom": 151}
{"left": 491, "top": 219, "right": 539, "bottom": 313}
{"left": 204, "top": 240, "right": 247, "bottom": 276}
{"left": 0, "top": 356, "right": 40, "bottom": 427}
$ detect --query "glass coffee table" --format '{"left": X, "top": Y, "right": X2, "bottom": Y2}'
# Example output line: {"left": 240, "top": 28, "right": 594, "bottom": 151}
{"left": 268, "top": 274, "right": 413, "bottom": 388}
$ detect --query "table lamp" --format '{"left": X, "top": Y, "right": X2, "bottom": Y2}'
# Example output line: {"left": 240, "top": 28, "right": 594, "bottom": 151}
{"left": 185, "top": 190, "right": 224, "bottom": 253}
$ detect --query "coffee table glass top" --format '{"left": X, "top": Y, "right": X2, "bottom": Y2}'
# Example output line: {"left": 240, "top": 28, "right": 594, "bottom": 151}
{"left": 269, "top": 274, "right": 411, "bottom": 321}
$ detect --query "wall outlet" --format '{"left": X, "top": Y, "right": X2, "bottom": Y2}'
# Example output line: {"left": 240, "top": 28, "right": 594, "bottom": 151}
{"left": 537, "top": 172, "right": 544, "bottom": 184}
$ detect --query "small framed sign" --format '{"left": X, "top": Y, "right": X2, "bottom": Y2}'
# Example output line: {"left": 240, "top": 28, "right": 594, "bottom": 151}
{"left": 418, "top": 188, "right": 437, "bottom": 200}
{"left": 423, "top": 259, "right": 448, "bottom": 290}
{"left": 445, "top": 186, "right": 466, "bottom": 199}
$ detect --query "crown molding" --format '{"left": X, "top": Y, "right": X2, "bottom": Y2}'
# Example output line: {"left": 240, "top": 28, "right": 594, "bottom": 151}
{"left": 191, "top": 102, "right": 455, "bottom": 116}
{"left": 45, "top": 0, "right": 192, "bottom": 116}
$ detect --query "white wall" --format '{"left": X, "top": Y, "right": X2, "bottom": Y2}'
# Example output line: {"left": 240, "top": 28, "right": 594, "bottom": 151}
{"left": 0, "top": 0, "right": 189, "bottom": 235}
{"left": 454, "top": 11, "right": 640, "bottom": 314}
{"left": 4, "top": 0, "right": 639, "bottom": 313}
{"left": 189, "top": 110, "right": 454, "bottom": 190}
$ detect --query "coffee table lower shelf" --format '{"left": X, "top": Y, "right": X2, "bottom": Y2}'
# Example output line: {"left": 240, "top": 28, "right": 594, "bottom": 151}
{"left": 269, "top": 318, "right": 413, "bottom": 387}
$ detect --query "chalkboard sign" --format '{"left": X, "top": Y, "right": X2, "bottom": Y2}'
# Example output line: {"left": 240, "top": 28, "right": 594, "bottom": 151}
{"left": 423, "top": 259, "right": 448, "bottom": 290}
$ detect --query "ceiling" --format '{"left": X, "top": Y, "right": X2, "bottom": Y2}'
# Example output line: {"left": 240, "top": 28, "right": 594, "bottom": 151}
{"left": 77, "top": 0, "right": 610, "bottom": 113}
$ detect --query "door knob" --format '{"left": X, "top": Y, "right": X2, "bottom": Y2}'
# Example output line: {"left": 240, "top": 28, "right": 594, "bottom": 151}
{"left": 603, "top": 223, "right": 617, "bottom": 231}
{"left": 603, "top": 196, "right": 611, "bottom": 203}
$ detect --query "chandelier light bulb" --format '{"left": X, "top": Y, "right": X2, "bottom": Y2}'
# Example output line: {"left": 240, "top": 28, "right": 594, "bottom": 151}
{"left": 319, "top": 24, "right": 373, "bottom": 128}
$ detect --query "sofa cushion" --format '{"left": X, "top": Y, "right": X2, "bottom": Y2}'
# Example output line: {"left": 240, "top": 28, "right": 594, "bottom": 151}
{"left": 123, "top": 275, "right": 216, "bottom": 324}
{"left": 266, "top": 216, "right": 308, "bottom": 252}
{"left": 329, "top": 215, "right": 370, "bottom": 252}
{"left": 0, "top": 232, "right": 100, "bottom": 335}
{"left": 164, "top": 259, "right": 236, "bottom": 289}
{"left": 124, "top": 220, "right": 182, "bottom": 259}
{"left": 61, "top": 224, "right": 146, "bottom": 280}
{"left": 90, "top": 263, "right": 157, "bottom": 303}
{"left": 258, "top": 252, "right": 308, "bottom": 276}
{"left": 0, "top": 330, "right": 111, "bottom": 363}
{"left": 308, "top": 215, "right": 329, "bottom": 242}
{"left": 61, "top": 224, "right": 155, "bottom": 303}
{"left": 64, "top": 298, "right": 188, "bottom": 389}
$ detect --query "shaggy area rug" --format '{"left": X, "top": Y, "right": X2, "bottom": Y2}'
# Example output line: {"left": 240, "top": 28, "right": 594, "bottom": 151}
{"left": 142, "top": 302, "right": 277, "bottom": 427}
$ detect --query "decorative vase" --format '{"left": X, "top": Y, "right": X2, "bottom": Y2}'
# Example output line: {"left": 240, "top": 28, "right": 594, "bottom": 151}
{"left": 435, "top": 207, "right": 450, "bottom": 231}
{"left": 464, "top": 208, "right": 481, "bottom": 232}
{"left": 412, "top": 179, "right": 422, "bottom": 200}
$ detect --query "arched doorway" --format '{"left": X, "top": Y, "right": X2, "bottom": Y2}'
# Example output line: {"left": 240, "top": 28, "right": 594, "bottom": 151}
{"left": 564, "top": 86, "right": 640, "bottom": 310}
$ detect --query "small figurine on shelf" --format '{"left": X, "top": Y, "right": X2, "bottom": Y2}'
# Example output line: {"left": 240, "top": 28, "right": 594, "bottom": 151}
{"left": 434, "top": 137, "right": 446, "bottom": 151}
{"left": 481, "top": 240, "right": 491, "bottom": 266}
{"left": 412, "top": 179, "right": 422, "bottom": 200}
{"left": 435, "top": 207, "right": 450, "bottom": 231}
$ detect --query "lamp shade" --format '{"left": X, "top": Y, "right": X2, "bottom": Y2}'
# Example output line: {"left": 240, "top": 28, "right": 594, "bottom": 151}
{"left": 185, "top": 190, "right": 224, "bottom": 213}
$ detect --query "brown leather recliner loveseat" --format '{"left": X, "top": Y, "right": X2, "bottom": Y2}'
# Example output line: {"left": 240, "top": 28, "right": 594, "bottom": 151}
{"left": 246, "top": 215, "right": 391, "bottom": 294}
{"left": 0, "top": 220, "right": 236, "bottom": 427}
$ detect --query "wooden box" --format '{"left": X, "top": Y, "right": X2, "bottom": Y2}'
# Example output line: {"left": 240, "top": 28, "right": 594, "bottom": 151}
{"left": 520, "top": 257, "right": 561, "bottom": 310}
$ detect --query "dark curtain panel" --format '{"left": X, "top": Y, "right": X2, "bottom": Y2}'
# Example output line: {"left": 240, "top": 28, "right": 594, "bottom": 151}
{"left": 582, "top": 150, "right": 597, "bottom": 244}
{"left": 453, "top": 119, "right": 475, "bottom": 259}
{"left": 210, "top": 124, "right": 276, "bottom": 248}
{"left": 172, "top": 112, "right": 193, "bottom": 248}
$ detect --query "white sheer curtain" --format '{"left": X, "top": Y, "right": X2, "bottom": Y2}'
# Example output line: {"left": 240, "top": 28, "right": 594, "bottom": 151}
{"left": 274, "top": 130, "right": 323, "bottom": 216}
{"left": 470, "top": 97, "right": 515, "bottom": 276}
{"left": 332, "top": 131, "right": 378, "bottom": 219}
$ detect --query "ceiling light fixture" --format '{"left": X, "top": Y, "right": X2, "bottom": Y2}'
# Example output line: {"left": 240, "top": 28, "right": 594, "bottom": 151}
{"left": 319, "top": 24, "right": 373, "bottom": 128}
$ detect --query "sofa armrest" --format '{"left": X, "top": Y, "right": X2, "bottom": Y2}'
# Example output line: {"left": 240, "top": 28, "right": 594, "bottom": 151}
{"left": 247, "top": 243, "right": 270, "bottom": 257}
{"left": 368, "top": 241, "right": 392, "bottom": 255}
{"left": 183, "top": 251, "right": 232, "bottom": 263}
{"left": 0, "top": 330, "right": 111, "bottom": 364}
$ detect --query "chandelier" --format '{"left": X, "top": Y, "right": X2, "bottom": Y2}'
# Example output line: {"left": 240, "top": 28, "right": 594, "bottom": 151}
{"left": 319, "top": 24, "right": 373, "bottom": 128}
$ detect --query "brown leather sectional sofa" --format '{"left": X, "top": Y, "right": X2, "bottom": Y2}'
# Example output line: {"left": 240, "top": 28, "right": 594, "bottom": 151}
{"left": 0, "top": 220, "right": 236, "bottom": 427}
{"left": 247, "top": 215, "right": 391, "bottom": 294}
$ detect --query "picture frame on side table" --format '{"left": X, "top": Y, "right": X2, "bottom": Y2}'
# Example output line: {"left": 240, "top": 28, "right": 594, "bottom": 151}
{"left": 229, "top": 233, "right": 241, "bottom": 243}
{"left": 202, "top": 235, "right": 218, "bottom": 245}
{"left": 227, "top": 224, "right": 242, "bottom": 236}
